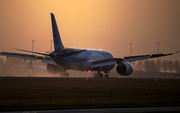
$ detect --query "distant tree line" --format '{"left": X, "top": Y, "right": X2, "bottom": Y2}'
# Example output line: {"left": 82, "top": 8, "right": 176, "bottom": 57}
{"left": 132, "top": 59, "right": 180, "bottom": 73}
{"left": 1, "top": 57, "right": 180, "bottom": 75}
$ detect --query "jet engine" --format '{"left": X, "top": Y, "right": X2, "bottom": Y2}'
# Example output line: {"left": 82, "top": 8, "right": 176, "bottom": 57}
{"left": 116, "top": 62, "right": 133, "bottom": 76}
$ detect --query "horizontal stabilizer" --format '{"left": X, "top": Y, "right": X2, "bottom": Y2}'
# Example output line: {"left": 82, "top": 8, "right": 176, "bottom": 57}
{"left": 56, "top": 50, "right": 86, "bottom": 57}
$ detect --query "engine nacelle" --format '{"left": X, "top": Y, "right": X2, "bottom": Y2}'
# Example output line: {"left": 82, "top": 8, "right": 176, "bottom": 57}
{"left": 116, "top": 62, "right": 133, "bottom": 76}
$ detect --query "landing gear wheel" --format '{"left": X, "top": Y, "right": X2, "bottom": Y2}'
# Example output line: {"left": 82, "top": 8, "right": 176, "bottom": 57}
{"left": 94, "top": 73, "right": 103, "bottom": 78}
{"left": 104, "top": 74, "right": 109, "bottom": 78}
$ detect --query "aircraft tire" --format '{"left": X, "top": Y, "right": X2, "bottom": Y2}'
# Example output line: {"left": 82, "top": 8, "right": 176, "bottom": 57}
{"left": 94, "top": 73, "right": 103, "bottom": 78}
{"left": 104, "top": 74, "right": 109, "bottom": 78}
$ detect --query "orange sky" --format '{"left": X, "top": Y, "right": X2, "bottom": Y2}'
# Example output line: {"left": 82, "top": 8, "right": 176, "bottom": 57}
{"left": 0, "top": 0, "right": 179, "bottom": 60}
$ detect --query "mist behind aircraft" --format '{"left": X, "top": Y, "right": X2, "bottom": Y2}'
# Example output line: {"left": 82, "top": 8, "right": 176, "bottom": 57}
{"left": 0, "top": 0, "right": 179, "bottom": 61}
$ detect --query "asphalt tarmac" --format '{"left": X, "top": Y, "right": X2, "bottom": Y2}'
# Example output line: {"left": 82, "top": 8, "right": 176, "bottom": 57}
{"left": 2, "top": 107, "right": 180, "bottom": 113}
{"left": 1, "top": 77, "right": 180, "bottom": 112}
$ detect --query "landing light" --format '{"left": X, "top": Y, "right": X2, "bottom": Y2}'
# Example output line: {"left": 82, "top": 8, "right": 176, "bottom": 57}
{"left": 88, "top": 70, "right": 91, "bottom": 73}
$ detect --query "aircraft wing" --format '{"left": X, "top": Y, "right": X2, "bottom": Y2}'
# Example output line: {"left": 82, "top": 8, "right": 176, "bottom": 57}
{"left": 120, "top": 51, "right": 179, "bottom": 63}
{"left": 14, "top": 48, "right": 49, "bottom": 56}
{"left": 0, "top": 48, "right": 86, "bottom": 66}
{"left": 0, "top": 52, "right": 58, "bottom": 65}
{"left": 90, "top": 51, "right": 179, "bottom": 69}
{"left": 0, "top": 52, "right": 37, "bottom": 61}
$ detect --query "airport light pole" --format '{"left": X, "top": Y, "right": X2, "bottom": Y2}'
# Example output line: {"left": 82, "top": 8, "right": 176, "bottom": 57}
{"left": 129, "top": 43, "right": 133, "bottom": 56}
{"left": 50, "top": 40, "right": 53, "bottom": 52}
{"left": 32, "top": 40, "right": 35, "bottom": 55}
{"left": 156, "top": 42, "right": 160, "bottom": 74}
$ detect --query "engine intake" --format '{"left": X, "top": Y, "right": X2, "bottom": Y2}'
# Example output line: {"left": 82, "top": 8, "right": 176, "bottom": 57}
{"left": 116, "top": 62, "right": 133, "bottom": 76}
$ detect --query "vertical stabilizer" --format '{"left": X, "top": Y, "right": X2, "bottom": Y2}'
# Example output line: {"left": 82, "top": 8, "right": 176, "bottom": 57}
{"left": 51, "top": 13, "right": 64, "bottom": 50}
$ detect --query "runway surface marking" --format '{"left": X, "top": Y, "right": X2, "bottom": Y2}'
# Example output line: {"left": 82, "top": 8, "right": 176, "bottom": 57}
{"left": 3, "top": 107, "right": 180, "bottom": 113}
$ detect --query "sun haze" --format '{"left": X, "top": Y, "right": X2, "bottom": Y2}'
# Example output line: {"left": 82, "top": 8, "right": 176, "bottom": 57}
{"left": 0, "top": 0, "right": 179, "bottom": 60}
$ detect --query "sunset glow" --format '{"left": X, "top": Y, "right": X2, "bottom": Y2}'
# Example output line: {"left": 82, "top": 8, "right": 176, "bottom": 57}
{"left": 0, "top": 0, "right": 179, "bottom": 60}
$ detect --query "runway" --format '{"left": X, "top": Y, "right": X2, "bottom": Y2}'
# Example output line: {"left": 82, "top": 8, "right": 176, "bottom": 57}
{"left": 3, "top": 107, "right": 180, "bottom": 113}
{"left": 1, "top": 77, "right": 180, "bottom": 112}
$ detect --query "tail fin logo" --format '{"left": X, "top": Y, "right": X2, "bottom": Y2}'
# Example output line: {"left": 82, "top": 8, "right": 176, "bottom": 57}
{"left": 54, "top": 35, "right": 59, "bottom": 43}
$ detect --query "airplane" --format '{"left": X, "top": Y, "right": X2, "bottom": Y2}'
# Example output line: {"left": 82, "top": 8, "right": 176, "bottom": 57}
{"left": 0, "top": 13, "right": 179, "bottom": 78}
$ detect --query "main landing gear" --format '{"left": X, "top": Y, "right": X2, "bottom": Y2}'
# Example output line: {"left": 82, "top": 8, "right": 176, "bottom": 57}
{"left": 104, "top": 71, "right": 109, "bottom": 78}
{"left": 94, "top": 71, "right": 110, "bottom": 78}
{"left": 104, "top": 74, "right": 109, "bottom": 78}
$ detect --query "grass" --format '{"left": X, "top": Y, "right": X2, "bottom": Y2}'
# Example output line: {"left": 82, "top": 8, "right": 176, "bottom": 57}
{"left": 0, "top": 77, "right": 180, "bottom": 111}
